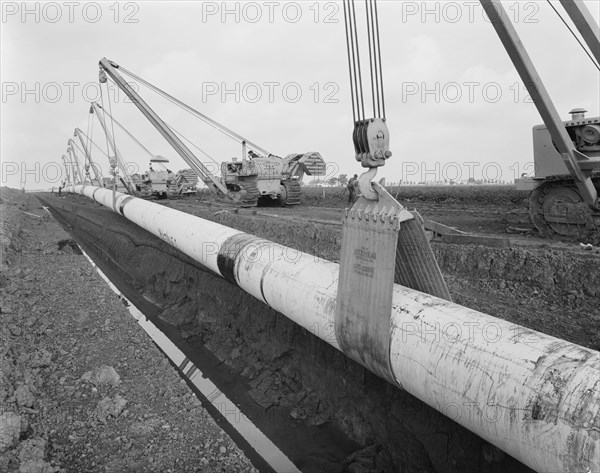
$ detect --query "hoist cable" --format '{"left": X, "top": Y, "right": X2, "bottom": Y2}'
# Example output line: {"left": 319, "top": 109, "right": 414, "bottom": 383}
{"left": 91, "top": 102, "right": 132, "bottom": 183}
{"left": 105, "top": 83, "right": 119, "bottom": 156}
{"left": 79, "top": 130, "right": 112, "bottom": 160}
{"left": 545, "top": 0, "right": 600, "bottom": 71}
{"left": 96, "top": 91, "right": 221, "bottom": 167}
{"left": 373, "top": 0, "right": 386, "bottom": 118}
{"left": 343, "top": 0, "right": 358, "bottom": 122}
{"left": 344, "top": 0, "right": 364, "bottom": 122}
{"left": 365, "top": 0, "right": 377, "bottom": 117}
{"left": 168, "top": 126, "right": 220, "bottom": 165}
{"left": 97, "top": 88, "right": 112, "bottom": 159}
{"left": 350, "top": 0, "right": 366, "bottom": 120}
{"left": 166, "top": 122, "right": 221, "bottom": 168}
{"left": 343, "top": 0, "right": 386, "bottom": 122}
{"left": 115, "top": 66, "right": 271, "bottom": 155}
{"left": 96, "top": 104, "right": 156, "bottom": 161}
{"left": 368, "top": 0, "right": 381, "bottom": 117}
{"left": 85, "top": 114, "right": 93, "bottom": 162}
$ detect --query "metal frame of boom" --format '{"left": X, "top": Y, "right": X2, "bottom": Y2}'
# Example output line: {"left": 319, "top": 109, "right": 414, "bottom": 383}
{"left": 66, "top": 144, "right": 83, "bottom": 185}
{"left": 98, "top": 57, "right": 231, "bottom": 198}
{"left": 89, "top": 101, "right": 135, "bottom": 194}
{"left": 480, "top": 0, "right": 599, "bottom": 206}
{"left": 61, "top": 155, "right": 72, "bottom": 185}
{"left": 74, "top": 127, "right": 104, "bottom": 186}
{"left": 68, "top": 139, "right": 94, "bottom": 185}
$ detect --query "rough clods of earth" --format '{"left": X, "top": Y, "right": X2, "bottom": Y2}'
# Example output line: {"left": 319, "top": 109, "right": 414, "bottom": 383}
{"left": 0, "top": 194, "right": 257, "bottom": 472}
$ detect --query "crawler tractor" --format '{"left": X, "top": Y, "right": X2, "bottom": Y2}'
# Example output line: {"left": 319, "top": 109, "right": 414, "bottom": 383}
{"left": 97, "top": 58, "right": 326, "bottom": 208}
{"left": 529, "top": 108, "right": 600, "bottom": 239}
{"left": 221, "top": 152, "right": 325, "bottom": 206}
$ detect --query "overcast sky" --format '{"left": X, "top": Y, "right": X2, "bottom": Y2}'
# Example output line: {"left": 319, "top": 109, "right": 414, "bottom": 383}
{"left": 2, "top": 0, "right": 599, "bottom": 189}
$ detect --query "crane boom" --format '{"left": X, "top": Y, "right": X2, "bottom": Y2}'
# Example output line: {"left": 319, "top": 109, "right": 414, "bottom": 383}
{"left": 479, "top": 0, "right": 598, "bottom": 205}
{"left": 74, "top": 127, "right": 103, "bottom": 186}
{"left": 67, "top": 143, "right": 84, "bottom": 184}
{"left": 61, "top": 155, "right": 71, "bottom": 184}
{"left": 98, "top": 57, "right": 231, "bottom": 197}
{"left": 89, "top": 102, "right": 136, "bottom": 194}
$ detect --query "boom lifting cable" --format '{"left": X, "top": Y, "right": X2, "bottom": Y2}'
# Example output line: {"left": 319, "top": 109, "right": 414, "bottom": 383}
{"left": 71, "top": 140, "right": 101, "bottom": 182}
{"left": 90, "top": 102, "right": 135, "bottom": 185}
{"left": 79, "top": 129, "right": 112, "bottom": 160}
{"left": 165, "top": 122, "right": 222, "bottom": 167}
{"left": 97, "top": 86, "right": 113, "bottom": 160}
{"left": 96, "top": 104, "right": 159, "bottom": 161}
{"left": 71, "top": 141, "right": 89, "bottom": 162}
{"left": 98, "top": 77, "right": 136, "bottom": 187}
{"left": 544, "top": 0, "right": 600, "bottom": 71}
{"left": 85, "top": 112, "right": 94, "bottom": 163}
{"left": 96, "top": 90, "right": 222, "bottom": 167}
{"left": 101, "top": 79, "right": 120, "bottom": 157}
{"left": 114, "top": 66, "right": 272, "bottom": 156}
{"left": 68, "top": 144, "right": 84, "bottom": 168}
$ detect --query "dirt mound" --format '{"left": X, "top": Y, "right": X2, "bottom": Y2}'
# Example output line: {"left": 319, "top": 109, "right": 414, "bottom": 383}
{"left": 0, "top": 188, "right": 22, "bottom": 203}
{"left": 1, "top": 197, "right": 29, "bottom": 268}
{"left": 1, "top": 195, "right": 257, "bottom": 473}
{"left": 299, "top": 185, "right": 529, "bottom": 208}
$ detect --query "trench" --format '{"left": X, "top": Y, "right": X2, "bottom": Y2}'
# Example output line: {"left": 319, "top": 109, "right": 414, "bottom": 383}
{"left": 38, "top": 194, "right": 538, "bottom": 473}
{"left": 77, "top": 246, "right": 302, "bottom": 473}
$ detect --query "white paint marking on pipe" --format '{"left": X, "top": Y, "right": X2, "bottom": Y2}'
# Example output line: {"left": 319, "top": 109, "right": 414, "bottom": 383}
{"left": 79, "top": 248, "right": 301, "bottom": 473}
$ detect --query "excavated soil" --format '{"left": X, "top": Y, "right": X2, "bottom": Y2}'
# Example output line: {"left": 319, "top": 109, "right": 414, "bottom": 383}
{"left": 0, "top": 194, "right": 258, "bottom": 473}
{"left": 30, "top": 191, "right": 600, "bottom": 472}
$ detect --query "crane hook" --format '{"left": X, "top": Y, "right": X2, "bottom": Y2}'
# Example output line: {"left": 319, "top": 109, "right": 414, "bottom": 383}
{"left": 357, "top": 167, "right": 378, "bottom": 201}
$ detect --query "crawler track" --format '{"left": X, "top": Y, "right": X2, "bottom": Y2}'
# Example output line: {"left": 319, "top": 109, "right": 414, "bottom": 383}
{"left": 529, "top": 177, "right": 600, "bottom": 242}
{"left": 280, "top": 180, "right": 302, "bottom": 205}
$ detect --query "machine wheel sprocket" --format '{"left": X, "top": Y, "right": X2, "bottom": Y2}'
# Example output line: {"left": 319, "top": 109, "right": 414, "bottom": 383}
{"left": 529, "top": 177, "right": 600, "bottom": 241}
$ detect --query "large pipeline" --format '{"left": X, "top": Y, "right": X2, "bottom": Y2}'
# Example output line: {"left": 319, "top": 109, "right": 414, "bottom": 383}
{"left": 65, "top": 184, "right": 599, "bottom": 473}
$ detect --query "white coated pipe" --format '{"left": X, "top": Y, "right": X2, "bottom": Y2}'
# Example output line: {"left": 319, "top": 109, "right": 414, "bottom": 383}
{"left": 65, "top": 184, "right": 599, "bottom": 473}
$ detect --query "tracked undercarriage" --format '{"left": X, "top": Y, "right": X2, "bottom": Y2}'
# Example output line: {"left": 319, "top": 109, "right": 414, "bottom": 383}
{"left": 529, "top": 176, "right": 600, "bottom": 242}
